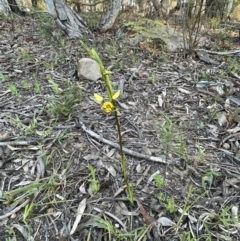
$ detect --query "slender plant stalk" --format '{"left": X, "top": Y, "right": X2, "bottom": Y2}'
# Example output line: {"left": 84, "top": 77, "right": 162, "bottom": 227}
{"left": 81, "top": 41, "right": 133, "bottom": 203}
{"left": 113, "top": 103, "right": 133, "bottom": 204}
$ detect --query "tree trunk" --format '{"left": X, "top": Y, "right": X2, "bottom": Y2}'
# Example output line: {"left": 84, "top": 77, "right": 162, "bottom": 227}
{"left": 0, "top": 0, "right": 10, "bottom": 14}
{"left": 46, "top": 0, "right": 89, "bottom": 38}
{"left": 99, "top": 0, "right": 122, "bottom": 33}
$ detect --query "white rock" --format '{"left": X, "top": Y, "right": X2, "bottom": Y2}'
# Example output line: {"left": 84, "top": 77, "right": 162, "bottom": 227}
{"left": 223, "top": 143, "right": 230, "bottom": 150}
{"left": 77, "top": 58, "right": 102, "bottom": 81}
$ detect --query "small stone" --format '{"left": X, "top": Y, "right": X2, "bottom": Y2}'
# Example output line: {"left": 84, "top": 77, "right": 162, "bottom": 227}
{"left": 77, "top": 58, "right": 102, "bottom": 81}
{"left": 138, "top": 71, "right": 149, "bottom": 78}
{"left": 222, "top": 143, "right": 230, "bottom": 150}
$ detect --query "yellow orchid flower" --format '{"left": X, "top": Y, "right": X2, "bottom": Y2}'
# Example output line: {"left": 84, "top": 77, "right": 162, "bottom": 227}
{"left": 101, "top": 101, "right": 114, "bottom": 113}
{"left": 94, "top": 90, "right": 120, "bottom": 113}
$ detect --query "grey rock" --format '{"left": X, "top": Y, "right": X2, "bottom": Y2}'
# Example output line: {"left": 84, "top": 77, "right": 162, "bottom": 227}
{"left": 77, "top": 58, "right": 102, "bottom": 81}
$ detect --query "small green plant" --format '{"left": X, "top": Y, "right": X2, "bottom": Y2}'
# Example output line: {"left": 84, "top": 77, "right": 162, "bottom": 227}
{"left": 17, "top": 48, "right": 35, "bottom": 62}
{"left": 7, "top": 82, "right": 18, "bottom": 95}
{"left": 49, "top": 82, "right": 84, "bottom": 117}
{"left": 228, "top": 57, "right": 240, "bottom": 74}
{"left": 159, "top": 112, "right": 174, "bottom": 158}
{"left": 87, "top": 165, "right": 100, "bottom": 194}
{"left": 58, "top": 39, "right": 65, "bottom": 48}
{"left": 203, "top": 205, "right": 235, "bottom": 238}
{"left": 10, "top": 114, "right": 38, "bottom": 135}
{"left": 0, "top": 72, "right": 9, "bottom": 81}
{"left": 151, "top": 72, "right": 156, "bottom": 83}
{"left": 219, "top": 70, "right": 226, "bottom": 78}
{"left": 165, "top": 197, "right": 176, "bottom": 213}
{"left": 196, "top": 144, "right": 205, "bottom": 162}
{"left": 203, "top": 95, "right": 223, "bottom": 105}
{"left": 177, "top": 185, "right": 206, "bottom": 230}
{"left": 157, "top": 192, "right": 166, "bottom": 202}
{"left": 5, "top": 226, "right": 17, "bottom": 241}
{"left": 28, "top": 117, "right": 38, "bottom": 134}
{"left": 208, "top": 107, "right": 219, "bottom": 122}
{"left": 47, "top": 74, "right": 62, "bottom": 94}
{"left": 158, "top": 112, "right": 187, "bottom": 161}
{"left": 34, "top": 79, "right": 41, "bottom": 93}
{"left": 177, "top": 135, "right": 188, "bottom": 163}
{"left": 23, "top": 202, "right": 34, "bottom": 224}
{"left": 197, "top": 121, "right": 205, "bottom": 129}
{"left": 214, "top": 205, "right": 233, "bottom": 229}
{"left": 105, "top": 41, "right": 118, "bottom": 56}
{"left": 38, "top": 126, "right": 53, "bottom": 138}
{"left": 5, "top": 238, "right": 12, "bottom": 241}
{"left": 157, "top": 192, "right": 176, "bottom": 213}
{"left": 42, "top": 150, "right": 54, "bottom": 166}
{"left": 82, "top": 42, "right": 134, "bottom": 204}
{"left": 202, "top": 168, "right": 222, "bottom": 194}
{"left": 114, "top": 59, "right": 125, "bottom": 71}
{"left": 90, "top": 214, "right": 147, "bottom": 240}
{"left": 44, "top": 59, "right": 55, "bottom": 70}
{"left": 198, "top": 71, "right": 212, "bottom": 81}
{"left": 21, "top": 80, "right": 29, "bottom": 89}
{"left": 179, "top": 231, "right": 196, "bottom": 241}
{"left": 153, "top": 173, "right": 165, "bottom": 188}
{"left": 4, "top": 180, "right": 47, "bottom": 204}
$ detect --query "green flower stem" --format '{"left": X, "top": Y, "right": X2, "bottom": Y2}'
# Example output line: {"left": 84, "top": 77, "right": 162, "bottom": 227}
{"left": 113, "top": 100, "right": 133, "bottom": 204}
{"left": 80, "top": 41, "right": 113, "bottom": 100}
{"left": 103, "top": 73, "right": 113, "bottom": 101}
{"left": 105, "top": 77, "right": 131, "bottom": 200}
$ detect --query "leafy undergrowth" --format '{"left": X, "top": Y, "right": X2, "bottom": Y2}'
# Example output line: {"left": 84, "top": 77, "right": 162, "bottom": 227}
{"left": 0, "top": 12, "right": 240, "bottom": 241}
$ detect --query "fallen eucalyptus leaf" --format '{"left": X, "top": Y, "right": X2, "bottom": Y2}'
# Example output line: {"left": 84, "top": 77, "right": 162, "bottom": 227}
{"left": 157, "top": 216, "right": 175, "bottom": 227}
{"left": 70, "top": 198, "right": 87, "bottom": 235}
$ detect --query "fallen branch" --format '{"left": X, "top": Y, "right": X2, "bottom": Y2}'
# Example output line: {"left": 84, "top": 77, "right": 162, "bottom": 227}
{"left": 196, "top": 49, "right": 240, "bottom": 56}
{"left": 77, "top": 117, "right": 180, "bottom": 166}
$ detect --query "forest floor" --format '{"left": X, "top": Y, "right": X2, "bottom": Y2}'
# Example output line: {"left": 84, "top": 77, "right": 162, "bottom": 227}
{"left": 0, "top": 11, "right": 240, "bottom": 241}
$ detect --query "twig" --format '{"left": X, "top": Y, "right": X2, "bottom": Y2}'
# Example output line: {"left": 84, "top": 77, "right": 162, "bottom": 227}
{"left": 128, "top": 64, "right": 142, "bottom": 83}
{"left": 46, "top": 130, "right": 61, "bottom": 149}
{"left": 0, "top": 199, "right": 30, "bottom": 220}
{"left": 0, "top": 140, "right": 38, "bottom": 146}
{"left": 196, "top": 48, "right": 240, "bottom": 56}
{"left": 93, "top": 206, "right": 127, "bottom": 231}
{"left": 77, "top": 118, "right": 180, "bottom": 166}
{"left": 219, "top": 132, "right": 240, "bottom": 147}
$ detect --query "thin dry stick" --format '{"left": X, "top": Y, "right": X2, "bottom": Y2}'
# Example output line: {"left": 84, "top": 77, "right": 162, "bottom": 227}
{"left": 46, "top": 130, "right": 62, "bottom": 150}
{"left": 93, "top": 207, "right": 127, "bottom": 231}
{"left": 0, "top": 199, "right": 30, "bottom": 220}
{"left": 0, "top": 140, "right": 38, "bottom": 146}
{"left": 78, "top": 118, "right": 180, "bottom": 166}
